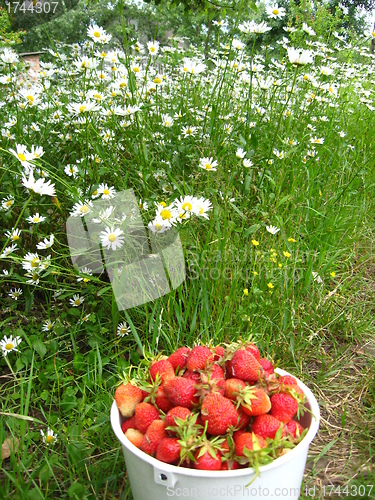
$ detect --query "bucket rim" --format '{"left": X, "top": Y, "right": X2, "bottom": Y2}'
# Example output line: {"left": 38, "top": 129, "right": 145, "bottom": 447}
{"left": 111, "top": 368, "right": 320, "bottom": 478}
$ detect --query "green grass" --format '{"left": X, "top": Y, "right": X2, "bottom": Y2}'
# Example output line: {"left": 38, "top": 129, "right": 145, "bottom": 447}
{"left": 1, "top": 10, "right": 375, "bottom": 499}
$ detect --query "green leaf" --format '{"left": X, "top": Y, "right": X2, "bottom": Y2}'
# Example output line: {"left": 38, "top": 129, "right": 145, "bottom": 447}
{"left": 31, "top": 338, "right": 47, "bottom": 360}
{"left": 67, "top": 482, "right": 85, "bottom": 499}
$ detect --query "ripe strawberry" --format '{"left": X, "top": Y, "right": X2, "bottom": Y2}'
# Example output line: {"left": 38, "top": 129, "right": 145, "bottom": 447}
{"left": 115, "top": 382, "right": 143, "bottom": 418}
{"left": 156, "top": 437, "right": 181, "bottom": 464}
{"left": 124, "top": 428, "right": 144, "bottom": 448}
{"left": 226, "top": 349, "right": 261, "bottom": 383}
{"left": 259, "top": 358, "right": 274, "bottom": 376}
{"left": 278, "top": 375, "right": 298, "bottom": 386}
{"left": 240, "top": 387, "right": 272, "bottom": 417}
{"left": 154, "top": 384, "right": 174, "bottom": 413}
{"left": 235, "top": 432, "right": 267, "bottom": 457}
{"left": 269, "top": 393, "right": 298, "bottom": 423}
{"left": 168, "top": 347, "right": 190, "bottom": 371}
{"left": 140, "top": 419, "right": 166, "bottom": 456}
{"left": 233, "top": 429, "right": 247, "bottom": 443}
{"left": 163, "top": 377, "right": 199, "bottom": 409}
{"left": 285, "top": 419, "right": 304, "bottom": 439}
{"left": 221, "top": 460, "right": 241, "bottom": 470}
{"left": 121, "top": 415, "right": 137, "bottom": 433}
{"left": 245, "top": 343, "right": 261, "bottom": 361}
{"left": 193, "top": 447, "right": 222, "bottom": 470}
{"left": 186, "top": 346, "right": 214, "bottom": 371}
{"left": 224, "top": 378, "right": 247, "bottom": 401}
{"left": 165, "top": 406, "right": 192, "bottom": 429}
{"left": 183, "top": 370, "right": 201, "bottom": 382}
{"left": 200, "top": 393, "right": 239, "bottom": 436}
{"left": 197, "top": 364, "right": 226, "bottom": 399}
{"left": 250, "top": 414, "right": 285, "bottom": 439}
{"left": 212, "top": 345, "right": 225, "bottom": 361}
{"left": 134, "top": 402, "right": 160, "bottom": 434}
{"left": 149, "top": 359, "right": 175, "bottom": 383}
{"left": 237, "top": 408, "right": 251, "bottom": 430}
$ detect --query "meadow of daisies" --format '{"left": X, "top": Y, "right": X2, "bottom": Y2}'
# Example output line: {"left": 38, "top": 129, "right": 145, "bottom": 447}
{"left": 1, "top": 4, "right": 375, "bottom": 498}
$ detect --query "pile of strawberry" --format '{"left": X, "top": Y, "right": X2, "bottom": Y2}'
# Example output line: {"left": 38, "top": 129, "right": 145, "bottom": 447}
{"left": 114, "top": 342, "right": 307, "bottom": 471}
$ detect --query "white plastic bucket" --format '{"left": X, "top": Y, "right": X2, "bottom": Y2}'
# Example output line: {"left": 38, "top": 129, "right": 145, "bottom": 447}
{"left": 111, "top": 369, "right": 320, "bottom": 500}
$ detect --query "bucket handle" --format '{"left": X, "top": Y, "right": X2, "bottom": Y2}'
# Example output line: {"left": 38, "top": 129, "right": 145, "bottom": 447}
{"left": 153, "top": 465, "right": 178, "bottom": 488}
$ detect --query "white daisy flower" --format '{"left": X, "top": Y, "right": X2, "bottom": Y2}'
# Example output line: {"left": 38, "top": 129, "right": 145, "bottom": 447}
{"left": 69, "top": 294, "right": 85, "bottom": 307}
{"left": 70, "top": 200, "right": 93, "bottom": 218}
{"left": 117, "top": 322, "right": 131, "bottom": 337}
{"left": 42, "top": 320, "right": 55, "bottom": 332}
{"left": 266, "top": 225, "right": 280, "bottom": 235}
{"left": 8, "top": 288, "right": 23, "bottom": 300}
{"left": 22, "top": 170, "right": 56, "bottom": 197}
{"left": 5, "top": 228, "right": 21, "bottom": 242}
{"left": 27, "top": 212, "right": 46, "bottom": 224}
{"left": 147, "top": 40, "right": 160, "bottom": 55}
{"left": 1, "top": 335, "right": 22, "bottom": 356}
{"left": 40, "top": 428, "right": 57, "bottom": 445}
{"left": 198, "top": 157, "right": 218, "bottom": 171}
{"left": 1, "top": 195, "right": 15, "bottom": 211}
{"left": 36, "top": 234, "right": 54, "bottom": 250}
{"left": 0, "top": 244, "right": 18, "bottom": 258}
{"left": 99, "top": 227, "right": 125, "bottom": 251}
{"left": 236, "top": 148, "right": 246, "bottom": 159}
{"left": 97, "top": 183, "right": 116, "bottom": 199}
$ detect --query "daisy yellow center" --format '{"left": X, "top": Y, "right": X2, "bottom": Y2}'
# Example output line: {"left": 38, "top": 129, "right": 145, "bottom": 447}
{"left": 12, "top": 235, "right": 19, "bottom": 241}
{"left": 179, "top": 213, "right": 186, "bottom": 219}
{"left": 83, "top": 277, "right": 90, "bottom": 283}
{"left": 150, "top": 47, "right": 155, "bottom": 52}
{"left": 303, "top": 75, "right": 309, "bottom": 80}
{"left": 372, "top": 31, "right": 375, "bottom": 37}
{"left": 155, "top": 223, "right": 162, "bottom": 231}
{"left": 199, "top": 207, "right": 203, "bottom": 214}
{"left": 94, "top": 31, "right": 101, "bottom": 38}
{"left": 160, "top": 209, "right": 171, "bottom": 220}
{"left": 205, "top": 163, "right": 212, "bottom": 170}
{"left": 75, "top": 299, "right": 81, "bottom": 306}
{"left": 101, "top": 52, "right": 107, "bottom": 57}
{"left": 120, "top": 82, "right": 126, "bottom": 88}
{"left": 100, "top": 74, "right": 105, "bottom": 79}
{"left": 183, "top": 67, "right": 187, "bottom": 72}
{"left": 6, "top": 200, "right": 12, "bottom": 207}
{"left": 18, "top": 153, "right": 26, "bottom": 161}
{"left": 328, "top": 87, "right": 333, "bottom": 92}
{"left": 94, "top": 93, "right": 101, "bottom": 100}
{"left": 182, "top": 202, "right": 193, "bottom": 211}
{"left": 31, "top": 273, "right": 38, "bottom": 281}
{"left": 272, "top": 8, "right": 279, "bottom": 14}
{"left": 26, "top": 95, "right": 34, "bottom": 102}
{"left": 5, "top": 343, "right": 13, "bottom": 350}
{"left": 92, "top": 190, "right": 98, "bottom": 196}
{"left": 80, "top": 205, "right": 89, "bottom": 214}
{"left": 103, "top": 189, "right": 110, "bottom": 196}
{"left": 46, "top": 435, "right": 54, "bottom": 443}
{"left": 54, "top": 113, "right": 59, "bottom": 119}
{"left": 159, "top": 201, "right": 167, "bottom": 208}
{"left": 314, "top": 139, "right": 321, "bottom": 143}
{"left": 79, "top": 105, "right": 86, "bottom": 113}
{"left": 33, "top": 217, "right": 40, "bottom": 222}
{"left": 289, "top": 140, "right": 294, "bottom": 145}
{"left": 133, "top": 67, "right": 139, "bottom": 73}
{"left": 120, "top": 327, "right": 127, "bottom": 333}
{"left": 153, "top": 77, "right": 161, "bottom": 84}
{"left": 31, "top": 258, "right": 39, "bottom": 268}
{"left": 108, "top": 233, "right": 116, "bottom": 242}
{"left": 81, "top": 62, "right": 86, "bottom": 68}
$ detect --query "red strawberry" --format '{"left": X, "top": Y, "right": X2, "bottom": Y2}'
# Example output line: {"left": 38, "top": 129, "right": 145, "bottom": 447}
{"left": 221, "top": 460, "right": 241, "bottom": 470}
{"left": 259, "top": 358, "right": 274, "bottom": 375}
{"left": 186, "top": 346, "right": 214, "bottom": 371}
{"left": 233, "top": 429, "right": 247, "bottom": 443}
{"left": 114, "top": 383, "right": 143, "bottom": 418}
{"left": 140, "top": 419, "right": 166, "bottom": 456}
{"left": 149, "top": 359, "right": 175, "bottom": 383}
{"left": 154, "top": 385, "right": 174, "bottom": 413}
{"left": 121, "top": 415, "right": 137, "bottom": 433}
{"left": 240, "top": 387, "right": 271, "bottom": 417}
{"left": 226, "top": 349, "right": 261, "bottom": 383}
{"left": 237, "top": 408, "right": 251, "bottom": 429}
{"left": 197, "top": 364, "right": 226, "bottom": 398}
{"left": 163, "top": 377, "right": 199, "bottom": 409}
{"left": 212, "top": 345, "right": 225, "bottom": 361}
{"left": 224, "top": 378, "right": 247, "bottom": 401}
{"left": 278, "top": 375, "right": 298, "bottom": 386}
{"left": 193, "top": 447, "right": 222, "bottom": 470}
{"left": 245, "top": 343, "right": 261, "bottom": 361}
{"left": 200, "top": 393, "right": 239, "bottom": 436}
{"left": 285, "top": 419, "right": 304, "bottom": 438}
{"left": 124, "top": 428, "right": 144, "bottom": 448}
{"left": 134, "top": 402, "right": 160, "bottom": 434}
{"left": 156, "top": 437, "right": 181, "bottom": 464}
{"left": 250, "top": 414, "right": 285, "bottom": 439}
{"left": 168, "top": 347, "right": 190, "bottom": 371}
{"left": 235, "top": 432, "right": 267, "bottom": 456}
{"left": 183, "top": 370, "right": 201, "bottom": 382}
{"left": 269, "top": 393, "right": 298, "bottom": 423}
{"left": 165, "top": 406, "right": 192, "bottom": 429}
